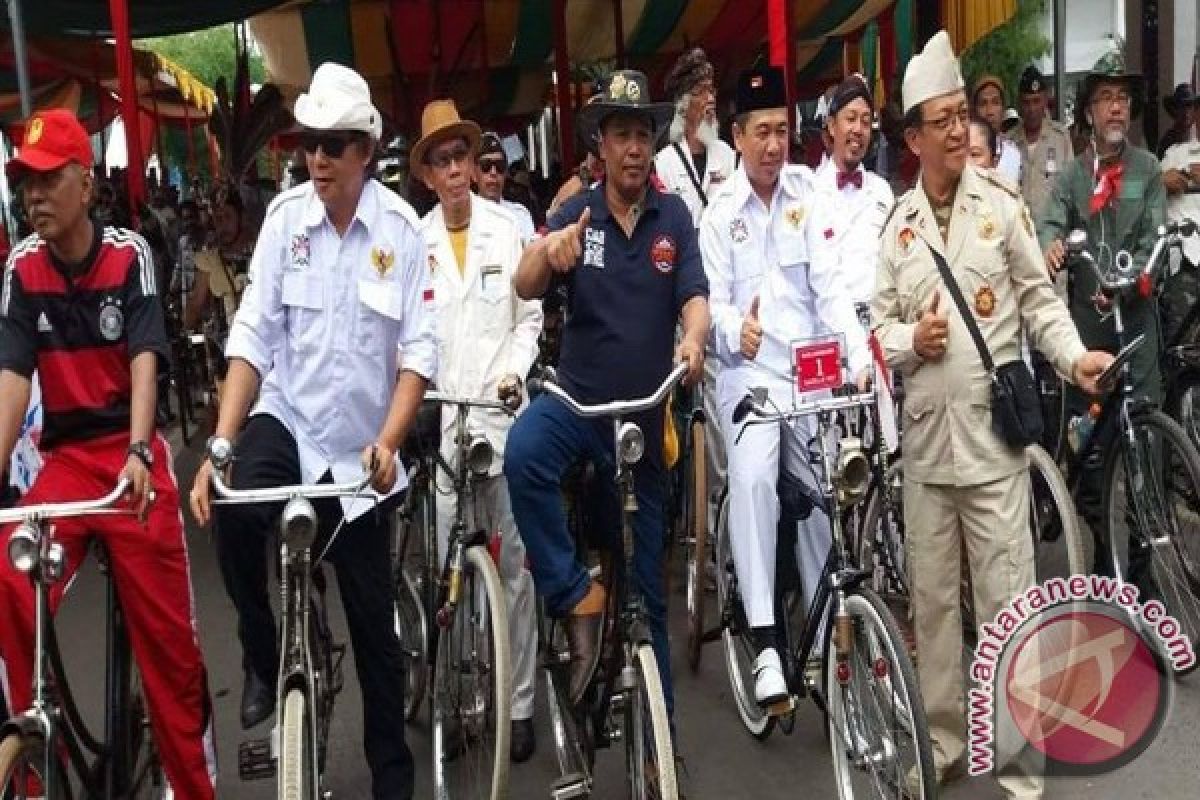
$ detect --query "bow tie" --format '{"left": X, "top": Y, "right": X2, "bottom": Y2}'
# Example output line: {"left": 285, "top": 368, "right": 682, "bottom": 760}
{"left": 837, "top": 170, "right": 862, "bottom": 190}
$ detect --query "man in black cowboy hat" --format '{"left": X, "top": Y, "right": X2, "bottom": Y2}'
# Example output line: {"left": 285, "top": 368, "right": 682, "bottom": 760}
{"left": 506, "top": 68, "right": 710, "bottom": 780}
{"left": 1038, "top": 48, "right": 1166, "bottom": 592}
{"left": 1158, "top": 82, "right": 1197, "bottom": 159}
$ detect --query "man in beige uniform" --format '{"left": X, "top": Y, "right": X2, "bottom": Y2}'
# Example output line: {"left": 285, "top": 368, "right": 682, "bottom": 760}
{"left": 1012, "top": 65, "right": 1074, "bottom": 221}
{"left": 872, "top": 31, "right": 1113, "bottom": 798}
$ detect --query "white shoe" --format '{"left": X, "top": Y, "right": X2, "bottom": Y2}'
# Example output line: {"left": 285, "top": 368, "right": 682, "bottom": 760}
{"left": 753, "top": 647, "right": 789, "bottom": 707}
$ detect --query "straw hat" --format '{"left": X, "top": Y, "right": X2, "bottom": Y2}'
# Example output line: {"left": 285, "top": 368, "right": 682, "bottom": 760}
{"left": 410, "top": 99, "right": 482, "bottom": 175}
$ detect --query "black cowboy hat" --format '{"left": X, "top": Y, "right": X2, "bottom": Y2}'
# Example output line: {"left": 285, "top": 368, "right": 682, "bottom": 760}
{"left": 577, "top": 70, "right": 673, "bottom": 155}
{"left": 1164, "top": 83, "right": 1198, "bottom": 115}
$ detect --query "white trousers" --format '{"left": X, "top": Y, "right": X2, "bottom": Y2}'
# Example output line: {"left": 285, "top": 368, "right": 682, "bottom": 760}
{"left": 435, "top": 470, "right": 538, "bottom": 720}
{"left": 719, "top": 378, "right": 832, "bottom": 630}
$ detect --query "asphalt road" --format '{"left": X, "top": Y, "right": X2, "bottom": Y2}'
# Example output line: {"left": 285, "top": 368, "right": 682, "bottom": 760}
{"left": 41, "top": 432, "right": 1200, "bottom": 799}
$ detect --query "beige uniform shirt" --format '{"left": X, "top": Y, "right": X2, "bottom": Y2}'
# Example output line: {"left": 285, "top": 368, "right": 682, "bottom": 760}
{"left": 1013, "top": 118, "right": 1074, "bottom": 219}
{"left": 871, "top": 166, "right": 1085, "bottom": 487}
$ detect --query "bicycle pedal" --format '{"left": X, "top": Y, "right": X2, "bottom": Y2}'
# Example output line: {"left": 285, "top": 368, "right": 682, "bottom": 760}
{"left": 550, "top": 772, "right": 591, "bottom": 799}
{"left": 765, "top": 696, "right": 797, "bottom": 718}
{"left": 237, "top": 737, "right": 276, "bottom": 781}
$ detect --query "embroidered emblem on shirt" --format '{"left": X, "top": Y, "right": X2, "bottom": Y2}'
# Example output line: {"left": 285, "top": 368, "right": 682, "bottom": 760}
{"left": 898, "top": 226, "right": 915, "bottom": 253}
{"left": 730, "top": 218, "right": 749, "bottom": 243}
{"left": 650, "top": 234, "right": 677, "bottom": 274}
{"left": 98, "top": 297, "right": 124, "bottom": 342}
{"left": 975, "top": 284, "right": 996, "bottom": 317}
{"left": 371, "top": 246, "right": 395, "bottom": 278}
{"left": 709, "top": 171, "right": 726, "bottom": 185}
{"left": 823, "top": 227, "right": 835, "bottom": 240}
{"left": 36, "top": 312, "right": 52, "bottom": 333}
{"left": 583, "top": 227, "right": 606, "bottom": 269}
{"left": 785, "top": 205, "right": 806, "bottom": 230}
{"left": 978, "top": 214, "right": 996, "bottom": 240}
{"left": 290, "top": 234, "right": 310, "bottom": 268}
{"left": 428, "top": 253, "right": 439, "bottom": 275}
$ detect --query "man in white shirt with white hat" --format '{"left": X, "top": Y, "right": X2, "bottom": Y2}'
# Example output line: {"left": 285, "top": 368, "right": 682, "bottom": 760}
{"left": 872, "top": 31, "right": 1112, "bottom": 799}
{"left": 191, "top": 62, "right": 433, "bottom": 799}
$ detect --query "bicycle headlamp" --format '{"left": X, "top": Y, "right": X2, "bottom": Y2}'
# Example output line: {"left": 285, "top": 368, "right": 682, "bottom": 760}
{"left": 8, "top": 523, "right": 39, "bottom": 573}
{"left": 1065, "top": 229, "right": 1088, "bottom": 254}
{"left": 617, "top": 422, "right": 645, "bottom": 465}
{"left": 281, "top": 496, "right": 318, "bottom": 552}
{"left": 466, "top": 433, "right": 494, "bottom": 476}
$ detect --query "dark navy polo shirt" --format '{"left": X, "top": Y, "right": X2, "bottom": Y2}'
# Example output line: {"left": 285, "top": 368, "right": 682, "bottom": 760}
{"left": 546, "top": 182, "right": 708, "bottom": 407}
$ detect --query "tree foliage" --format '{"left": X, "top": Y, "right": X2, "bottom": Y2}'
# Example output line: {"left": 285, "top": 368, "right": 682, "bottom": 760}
{"left": 960, "top": 0, "right": 1050, "bottom": 107}
{"left": 138, "top": 24, "right": 265, "bottom": 92}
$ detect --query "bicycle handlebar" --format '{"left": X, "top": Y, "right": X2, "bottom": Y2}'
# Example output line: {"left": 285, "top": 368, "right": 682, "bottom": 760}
{"left": 0, "top": 480, "right": 131, "bottom": 525}
{"left": 538, "top": 363, "right": 688, "bottom": 419}
{"left": 424, "top": 391, "right": 515, "bottom": 416}
{"left": 734, "top": 388, "right": 876, "bottom": 427}
{"left": 1067, "top": 220, "right": 1197, "bottom": 293}
{"left": 205, "top": 437, "right": 372, "bottom": 505}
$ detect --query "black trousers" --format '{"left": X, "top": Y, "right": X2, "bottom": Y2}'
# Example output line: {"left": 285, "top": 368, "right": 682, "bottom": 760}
{"left": 214, "top": 414, "right": 413, "bottom": 800}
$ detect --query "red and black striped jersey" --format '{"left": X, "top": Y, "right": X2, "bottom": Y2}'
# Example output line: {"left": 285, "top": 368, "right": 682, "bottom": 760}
{"left": 0, "top": 225, "right": 168, "bottom": 449}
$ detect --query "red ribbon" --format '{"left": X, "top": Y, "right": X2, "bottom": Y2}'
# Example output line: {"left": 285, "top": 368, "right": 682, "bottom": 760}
{"left": 1090, "top": 162, "right": 1124, "bottom": 214}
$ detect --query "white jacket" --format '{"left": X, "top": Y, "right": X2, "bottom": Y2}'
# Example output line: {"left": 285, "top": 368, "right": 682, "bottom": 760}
{"left": 656, "top": 137, "right": 737, "bottom": 228}
{"left": 810, "top": 159, "right": 895, "bottom": 306}
{"left": 421, "top": 195, "right": 543, "bottom": 474}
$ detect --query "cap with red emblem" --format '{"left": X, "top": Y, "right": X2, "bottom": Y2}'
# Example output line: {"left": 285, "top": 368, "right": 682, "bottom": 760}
{"left": 6, "top": 108, "right": 93, "bottom": 182}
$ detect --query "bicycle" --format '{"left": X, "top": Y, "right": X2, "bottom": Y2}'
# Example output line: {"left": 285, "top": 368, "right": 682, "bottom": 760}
{"left": 0, "top": 481, "right": 166, "bottom": 799}
{"left": 537, "top": 363, "right": 687, "bottom": 800}
{"left": 206, "top": 440, "right": 358, "bottom": 799}
{"left": 394, "top": 391, "right": 513, "bottom": 800}
{"left": 1062, "top": 226, "right": 1200, "bottom": 665}
{"left": 711, "top": 384, "right": 936, "bottom": 799}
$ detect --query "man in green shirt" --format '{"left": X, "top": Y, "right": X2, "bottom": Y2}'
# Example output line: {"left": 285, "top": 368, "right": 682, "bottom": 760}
{"left": 1037, "top": 49, "right": 1167, "bottom": 583}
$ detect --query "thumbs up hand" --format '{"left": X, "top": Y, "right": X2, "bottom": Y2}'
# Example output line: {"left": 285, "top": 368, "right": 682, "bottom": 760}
{"left": 740, "top": 295, "right": 763, "bottom": 360}
{"left": 546, "top": 206, "right": 592, "bottom": 272}
{"left": 914, "top": 288, "right": 949, "bottom": 361}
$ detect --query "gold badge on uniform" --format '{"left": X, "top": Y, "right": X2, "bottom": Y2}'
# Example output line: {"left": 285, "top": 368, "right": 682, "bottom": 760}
{"left": 898, "top": 226, "right": 915, "bottom": 253}
{"left": 371, "top": 246, "right": 395, "bottom": 277}
{"left": 975, "top": 284, "right": 996, "bottom": 317}
{"left": 978, "top": 214, "right": 996, "bottom": 240}
{"left": 785, "top": 205, "right": 806, "bottom": 230}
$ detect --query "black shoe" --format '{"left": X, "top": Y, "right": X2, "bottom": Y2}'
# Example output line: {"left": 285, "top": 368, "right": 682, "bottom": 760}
{"left": 564, "top": 610, "right": 605, "bottom": 704}
{"left": 510, "top": 717, "right": 536, "bottom": 763}
{"left": 240, "top": 670, "right": 275, "bottom": 729}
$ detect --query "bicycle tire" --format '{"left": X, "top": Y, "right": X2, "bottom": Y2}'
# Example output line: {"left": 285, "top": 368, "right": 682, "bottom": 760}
{"left": 625, "top": 643, "right": 678, "bottom": 800}
{"left": 395, "top": 568, "right": 428, "bottom": 722}
{"left": 686, "top": 417, "right": 709, "bottom": 672}
{"left": 278, "top": 688, "right": 312, "bottom": 800}
{"left": 1026, "top": 444, "right": 1087, "bottom": 581}
{"left": 431, "top": 545, "right": 511, "bottom": 800}
{"left": 714, "top": 491, "right": 775, "bottom": 740}
{"left": 1103, "top": 408, "right": 1200, "bottom": 672}
{"left": 0, "top": 731, "right": 57, "bottom": 799}
{"left": 858, "top": 461, "right": 908, "bottom": 598}
{"left": 825, "top": 588, "right": 935, "bottom": 800}
{"left": 1170, "top": 369, "right": 1200, "bottom": 450}
{"left": 126, "top": 666, "right": 168, "bottom": 799}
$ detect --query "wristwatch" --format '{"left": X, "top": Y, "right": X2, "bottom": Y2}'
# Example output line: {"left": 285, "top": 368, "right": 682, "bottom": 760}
{"left": 127, "top": 440, "right": 154, "bottom": 469}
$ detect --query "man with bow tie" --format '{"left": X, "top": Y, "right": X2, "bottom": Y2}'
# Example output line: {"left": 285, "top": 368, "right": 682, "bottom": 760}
{"left": 810, "top": 75, "right": 895, "bottom": 306}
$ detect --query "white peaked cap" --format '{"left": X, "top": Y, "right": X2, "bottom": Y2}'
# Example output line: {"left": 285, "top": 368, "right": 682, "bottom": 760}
{"left": 902, "top": 30, "right": 965, "bottom": 114}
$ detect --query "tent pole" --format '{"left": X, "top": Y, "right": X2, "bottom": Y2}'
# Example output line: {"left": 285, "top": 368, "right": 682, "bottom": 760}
{"left": 552, "top": 0, "right": 575, "bottom": 170}
{"left": 613, "top": 0, "right": 625, "bottom": 68}
{"left": 767, "top": 0, "right": 796, "bottom": 130}
{"left": 7, "top": 0, "right": 34, "bottom": 118}
{"left": 108, "top": 0, "right": 145, "bottom": 217}
{"left": 1053, "top": 0, "right": 1066, "bottom": 119}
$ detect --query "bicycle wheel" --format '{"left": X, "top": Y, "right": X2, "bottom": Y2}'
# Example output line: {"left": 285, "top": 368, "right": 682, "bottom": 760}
{"left": 0, "top": 732, "right": 58, "bottom": 799}
{"left": 625, "top": 643, "right": 677, "bottom": 800}
{"left": 395, "top": 567, "right": 428, "bottom": 723}
{"left": 1171, "top": 368, "right": 1200, "bottom": 450}
{"left": 857, "top": 460, "right": 908, "bottom": 598}
{"left": 1103, "top": 408, "right": 1200, "bottom": 669}
{"left": 825, "top": 588, "right": 935, "bottom": 800}
{"left": 279, "top": 688, "right": 314, "bottom": 800}
{"left": 432, "top": 545, "right": 511, "bottom": 800}
{"left": 1026, "top": 444, "right": 1087, "bottom": 582}
{"left": 714, "top": 491, "right": 775, "bottom": 740}
{"left": 685, "top": 416, "right": 709, "bottom": 672}
{"left": 126, "top": 668, "right": 169, "bottom": 799}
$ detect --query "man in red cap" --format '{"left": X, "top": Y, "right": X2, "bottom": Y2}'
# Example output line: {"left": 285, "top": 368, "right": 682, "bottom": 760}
{"left": 0, "top": 108, "right": 216, "bottom": 798}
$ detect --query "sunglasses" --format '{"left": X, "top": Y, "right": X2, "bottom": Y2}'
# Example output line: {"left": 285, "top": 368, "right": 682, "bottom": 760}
{"left": 300, "top": 131, "right": 364, "bottom": 158}
{"left": 478, "top": 158, "right": 506, "bottom": 174}
{"left": 428, "top": 144, "right": 471, "bottom": 170}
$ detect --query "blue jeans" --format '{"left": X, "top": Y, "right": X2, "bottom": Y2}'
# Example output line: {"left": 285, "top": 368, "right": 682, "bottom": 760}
{"left": 503, "top": 393, "right": 673, "bottom": 717}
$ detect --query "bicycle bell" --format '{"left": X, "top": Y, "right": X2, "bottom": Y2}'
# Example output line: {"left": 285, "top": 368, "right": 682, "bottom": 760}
{"left": 617, "top": 421, "right": 645, "bottom": 465}
{"left": 7, "top": 522, "right": 39, "bottom": 573}
{"left": 281, "top": 496, "right": 319, "bottom": 551}
{"left": 1065, "top": 229, "right": 1088, "bottom": 254}
{"left": 834, "top": 437, "right": 871, "bottom": 507}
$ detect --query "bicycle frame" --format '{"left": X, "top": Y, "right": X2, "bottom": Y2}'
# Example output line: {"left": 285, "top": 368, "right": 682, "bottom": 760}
{"left": 0, "top": 483, "right": 145, "bottom": 799}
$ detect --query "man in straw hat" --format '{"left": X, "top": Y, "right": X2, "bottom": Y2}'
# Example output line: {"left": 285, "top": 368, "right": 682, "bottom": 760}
{"left": 412, "top": 97, "right": 543, "bottom": 763}
{"left": 191, "top": 62, "right": 433, "bottom": 798}
{"left": 873, "top": 31, "right": 1113, "bottom": 797}
{"left": 0, "top": 107, "right": 216, "bottom": 799}
{"left": 656, "top": 47, "right": 737, "bottom": 229}
{"left": 505, "top": 69, "right": 709, "bottom": 764}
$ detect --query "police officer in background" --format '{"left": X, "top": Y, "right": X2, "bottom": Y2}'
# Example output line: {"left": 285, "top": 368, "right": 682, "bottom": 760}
{"left": 873, "top": 32, "right": 1113, "bottom": 798}
{"left": 1012, "top": 65, "right": 1073, "bottom": 222}
{"left": 475, "top": 131, "right": 537, "bottom": 244}
{"left": 702, "top": 66, "right": 871, "bottom": 707}
{"left": 810, "top": 74, "right": 895, "bottom": 306}
{"left": 656, "top": 47, "right": 737, "bottom": 229}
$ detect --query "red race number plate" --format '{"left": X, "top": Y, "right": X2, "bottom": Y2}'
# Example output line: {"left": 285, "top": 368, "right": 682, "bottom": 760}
{"left": 793, "top": 339, "right": 843, "bottom": 393}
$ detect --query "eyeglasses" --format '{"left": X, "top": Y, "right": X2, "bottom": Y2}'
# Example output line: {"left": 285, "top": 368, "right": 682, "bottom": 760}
{"left": 427, "top": 144, "right": 471, "bottom": 169}
{"left": 300, "top": 131, "right": 364, "bottom": 158}
{"left": 923, "top": 108, "right": 970, "bottom": 133}
{"left": 478, "top": 158, "right": 506, "bottom": 175}
{"left": 1093, "top": 90, "right": 1132, "bottom": 108}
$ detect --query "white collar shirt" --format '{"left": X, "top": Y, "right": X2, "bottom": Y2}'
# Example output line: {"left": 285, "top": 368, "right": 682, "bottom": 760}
{"left": 225, "top": 179, "right": 436, "bottom": 519}
{"left": 810, "top": 159, "right": 896, "bottom": 306}
{"left": 499, "top": 198, "right": 537, "bottom": 244}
